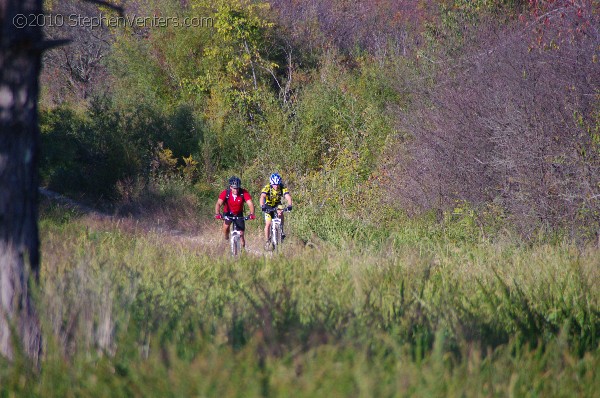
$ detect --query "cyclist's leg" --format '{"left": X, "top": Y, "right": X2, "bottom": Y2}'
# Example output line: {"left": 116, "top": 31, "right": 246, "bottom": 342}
{"left": 264, "top": 212, "right": 273, "bottom": 242}
{"left": 264, "top": 211, "right": 275, "bottom": 249}
{"left": 222, "top": 220, "right": 231, "bottom": 240}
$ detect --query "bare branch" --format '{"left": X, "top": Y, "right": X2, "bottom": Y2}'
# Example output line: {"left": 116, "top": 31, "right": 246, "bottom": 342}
{"left": 82, "top": 0, "right": 124, "bottom": 15}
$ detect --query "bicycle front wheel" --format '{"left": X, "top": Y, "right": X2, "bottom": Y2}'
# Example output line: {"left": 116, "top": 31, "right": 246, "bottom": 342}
{"left": 231, "top": 234, "right": 242, "bottom": 256}
{"left": 273, "top": 224, "right": 282, "bottom": 250}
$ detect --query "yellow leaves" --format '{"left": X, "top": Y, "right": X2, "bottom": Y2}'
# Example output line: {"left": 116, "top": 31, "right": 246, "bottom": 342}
{"left": 179, "top": 76, "right": 211, "bottom": 96}
{"left": 203, "top": 46, "right": 219, "bottom": 58}
{"left": 156, "top": 145, "right": 178, "bottom": 171}
{"left": 151, "top": 143, "right": 200, "bottom": 183}
{"left": 180, "top": 155, "right": 199, "bottom": 182}
{"left": 198, "top": 0, "right": 274, "bottom": 96}
{"left": 182, "top": 154, "right": 198, "bottom": 168}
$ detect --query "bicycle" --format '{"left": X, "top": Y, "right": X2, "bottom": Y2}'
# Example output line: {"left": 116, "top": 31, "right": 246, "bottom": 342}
{"left": 263, "top": 205, "right": 290, "bottom": 252}
{"left": 222, "top": 214, "right": 252, "bottom": 257}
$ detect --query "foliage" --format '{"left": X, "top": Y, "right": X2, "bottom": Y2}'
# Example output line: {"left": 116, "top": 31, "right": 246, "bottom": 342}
{"left": 198, "top": 0, "right": 276, "bottom": 93}
{"left": 37, "top": 0, "right": 600, "bottom": 243}
{"left": 41, "top": 0, "right": 114, "bottom": 106}
{"left": 273, "top": 52, "right": 399, "bottom": 216}
{"left": 525, "top": 0, "right": 600, "bottom": 50}
{"left": 40, "top": 98, "right": 139, "bottom": 199}
{"left": 386, "top": 11, "right": 600, "bottom": 238}
{"left": 40, "top": 96, "right": 203, "bottom": 200}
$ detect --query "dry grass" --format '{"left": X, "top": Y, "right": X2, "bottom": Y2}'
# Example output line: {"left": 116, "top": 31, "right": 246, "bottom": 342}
{"left": 1, "top": 204, "right": 598, "bottom": 396}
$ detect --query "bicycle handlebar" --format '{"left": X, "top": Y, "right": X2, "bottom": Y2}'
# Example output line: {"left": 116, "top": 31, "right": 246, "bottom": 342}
{"left": 261, "top": 206, "right": 290, "bottom": 213}
{"left": 222, "top": 214, "right": 252, "bottom": 221}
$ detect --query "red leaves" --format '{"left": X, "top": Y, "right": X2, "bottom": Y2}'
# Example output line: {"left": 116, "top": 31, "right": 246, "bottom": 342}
{"left": 522, "top": 0, "right": 599, "bottom": 49}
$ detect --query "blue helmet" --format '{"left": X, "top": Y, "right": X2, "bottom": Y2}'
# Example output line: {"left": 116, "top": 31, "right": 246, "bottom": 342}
{"left": 269, "top": 173, "right": 282, "bottom": 185}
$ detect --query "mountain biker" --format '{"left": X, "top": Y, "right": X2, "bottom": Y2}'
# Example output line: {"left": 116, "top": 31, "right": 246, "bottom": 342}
{"left": 215, "top": 176, "right": 255, "bottom": 249}
{"left": 259, "top": 172, "right": 293, "bottom": 249}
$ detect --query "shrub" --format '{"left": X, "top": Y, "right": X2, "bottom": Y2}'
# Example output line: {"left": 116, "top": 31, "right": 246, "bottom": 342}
{"left": 386, "top": 17, "right": 600, "bottom": 238}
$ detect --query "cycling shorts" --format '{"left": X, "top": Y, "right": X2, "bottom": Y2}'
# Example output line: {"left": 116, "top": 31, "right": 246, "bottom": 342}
{"left": 224, "top": 212, "right": 245, "bottom": 231}
{"left": 264, "top": 205, "right": 285, "bottom": 222}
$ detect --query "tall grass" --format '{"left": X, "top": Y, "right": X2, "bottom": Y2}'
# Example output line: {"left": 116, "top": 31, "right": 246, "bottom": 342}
{"left": 1, "top": 208, "right": 598, "bottom": 396}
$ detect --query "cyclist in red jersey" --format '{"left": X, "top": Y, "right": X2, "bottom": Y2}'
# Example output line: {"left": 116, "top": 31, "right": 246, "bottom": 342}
{"left": 214, "top": 176, "right": 256, "bottom": 248}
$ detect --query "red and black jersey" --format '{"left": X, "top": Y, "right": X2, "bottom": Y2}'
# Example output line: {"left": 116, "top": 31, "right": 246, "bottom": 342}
{"left": 219, "top": 188, "right": 251, "bottom": 215}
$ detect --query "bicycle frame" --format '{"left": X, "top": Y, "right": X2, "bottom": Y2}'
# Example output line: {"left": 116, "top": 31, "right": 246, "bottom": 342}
{"left": 264, "top": 206, "right": 288, "bottom": 251}
{"left": 271, "top": 215, "right": 282, "bottom": 248}
{"left": 222, "top": 214, "right": 251, "bottom": 257}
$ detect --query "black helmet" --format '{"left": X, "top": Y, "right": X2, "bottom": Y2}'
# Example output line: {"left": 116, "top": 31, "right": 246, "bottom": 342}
{"left": 228, "top": 176, "right": 241, "bottom": 188}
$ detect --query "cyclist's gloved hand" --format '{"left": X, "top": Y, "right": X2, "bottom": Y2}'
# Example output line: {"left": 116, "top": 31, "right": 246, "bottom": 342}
{"left": 249, "top": 214, "right": 256, "bottom": 220}
{"left": 261, "top": 204, "right": 267, "bottom": 212}
{"left": 215, "top": 214, "right": 222, "bottom": 220}
{"left": 286, "top": 205, "right": 293, "bottom": 212}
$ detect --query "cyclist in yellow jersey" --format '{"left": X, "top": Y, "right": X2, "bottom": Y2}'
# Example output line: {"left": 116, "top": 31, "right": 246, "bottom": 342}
{"left": 259, "top": 173, "right": 293, "bottom": 248}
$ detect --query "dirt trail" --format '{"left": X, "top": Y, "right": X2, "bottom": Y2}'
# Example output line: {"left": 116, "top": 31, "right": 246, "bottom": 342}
{"left": 39, "top": 188, "right": 267, "bottom": 257}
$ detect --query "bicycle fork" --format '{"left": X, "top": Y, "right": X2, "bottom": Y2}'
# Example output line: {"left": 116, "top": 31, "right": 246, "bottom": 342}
{"left": 230, "top": 229, "right": 242, "bottom": 256}
{"left": 271, "top": 218, "right": 282, "bottom": 249}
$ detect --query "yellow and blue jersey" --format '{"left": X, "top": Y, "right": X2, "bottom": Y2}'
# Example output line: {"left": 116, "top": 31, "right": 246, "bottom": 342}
{"left": 261, "top": 184, "right": 289, "bottom": 207}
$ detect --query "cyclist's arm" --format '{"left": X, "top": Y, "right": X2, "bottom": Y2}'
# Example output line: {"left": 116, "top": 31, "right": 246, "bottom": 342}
{"left": 284, "top": 192, "right": 292, "bottom": 206}
{"left": 215, "top": 198, "right": 224, "bottom": 215}
{"left": 246, "top": 199, "right": 255, "bottom": 215}
{"left": 259, "top": 192, "right": 267, "bottom": 207}
{"left": 243, "top": 190, "right": 256, "bottom": 215}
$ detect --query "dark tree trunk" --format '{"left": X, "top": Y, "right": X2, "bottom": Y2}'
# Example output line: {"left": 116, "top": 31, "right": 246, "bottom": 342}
{"left": 0, "top": 0, "right": 43, "bottom": 362}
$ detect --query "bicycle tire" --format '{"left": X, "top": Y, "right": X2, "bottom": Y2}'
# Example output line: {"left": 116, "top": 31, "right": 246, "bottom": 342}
{"left": 273, "top": 223, "right": 282, "bottom": 250}
{"left": 231, "top": 234, "right": 241, "bottom": 256}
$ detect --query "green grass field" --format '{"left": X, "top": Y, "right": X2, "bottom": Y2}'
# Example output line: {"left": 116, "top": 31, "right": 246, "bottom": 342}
{"left": 1, "top": 205, "right": 599, "bottom": 397}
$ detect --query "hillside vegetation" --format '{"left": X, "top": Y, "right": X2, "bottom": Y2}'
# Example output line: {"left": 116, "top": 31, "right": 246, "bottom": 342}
{"left": 1, "top": 0, "right": 598, "bottom": 396}
{"left": 38, "top": 0, "right": 599, "bottom": 236}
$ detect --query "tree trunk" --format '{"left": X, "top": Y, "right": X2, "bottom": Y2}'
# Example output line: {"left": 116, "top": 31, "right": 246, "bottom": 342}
{"left": 0, "top": 0, "right": 43, "bottom": 362}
